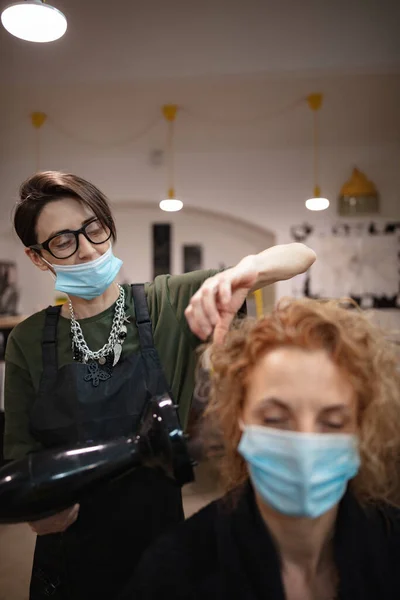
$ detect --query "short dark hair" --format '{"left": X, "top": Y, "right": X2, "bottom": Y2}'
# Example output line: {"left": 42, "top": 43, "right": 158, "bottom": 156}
{"left": 14, "top": 171, "right": 117, "bottom": 247}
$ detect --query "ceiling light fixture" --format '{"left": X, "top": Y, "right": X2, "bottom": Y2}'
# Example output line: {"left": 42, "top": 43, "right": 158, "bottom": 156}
{"left": 305, "top": 93, "right": 329, "bottom": 212}
{"left": 1, "top": 0, "right": 67, "bottom": 43}
{"left": 159, "top": 104, "right": 183, "bottom": 212}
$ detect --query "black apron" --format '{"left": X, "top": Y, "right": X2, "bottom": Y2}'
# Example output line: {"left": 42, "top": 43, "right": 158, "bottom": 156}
{"left": 28, "top": 284, "right": 184, "bottom": 600}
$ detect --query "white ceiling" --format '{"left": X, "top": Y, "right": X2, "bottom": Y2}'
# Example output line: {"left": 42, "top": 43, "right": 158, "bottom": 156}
{"left": 1, "top": 0, "right": 400, "bottom": 153}
{"left": 1, "top": 71, "right": 399, "bottom": 155}
{"left": 1, "top": 0, "right": 400, "bottom": 84}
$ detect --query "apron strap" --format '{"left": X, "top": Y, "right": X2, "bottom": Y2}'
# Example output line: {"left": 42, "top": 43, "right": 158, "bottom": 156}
{"left": 42, "top": 305, "right": 62, "bottom": 374}
{"left": 131, "top": 283, "right": 177, "bottom": 405}
{"left": 131, "top": 284, "right": 154, "bottom": 352}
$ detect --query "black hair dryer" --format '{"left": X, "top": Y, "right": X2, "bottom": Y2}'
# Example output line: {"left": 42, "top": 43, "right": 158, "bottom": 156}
{"left": 0, "top": 394, "right": 195, "bottom": 523}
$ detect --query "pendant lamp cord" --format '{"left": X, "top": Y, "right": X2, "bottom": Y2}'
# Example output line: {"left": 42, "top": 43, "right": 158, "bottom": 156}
{"left": 313, "top": 109, "right": 319, "bottom": 194}
{"left": 166, "top": 118, "right": 175, "bottom": 194}
{"left": 35, "top": 128, "right": 41, "bottom": 171}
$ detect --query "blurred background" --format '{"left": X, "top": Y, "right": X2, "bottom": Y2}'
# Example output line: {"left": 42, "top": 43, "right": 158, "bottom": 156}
{"left": 0, "top": 0, "right": 399, "bottom": 596}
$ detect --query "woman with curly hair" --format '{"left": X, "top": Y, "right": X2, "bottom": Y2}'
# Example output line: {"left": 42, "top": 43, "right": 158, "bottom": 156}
{"left": 124, "top": 298, "right": 400, "bottom": 600}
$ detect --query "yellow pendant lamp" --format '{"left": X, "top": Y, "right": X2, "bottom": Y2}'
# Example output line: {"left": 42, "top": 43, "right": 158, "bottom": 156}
{"left": 1, "top": 0, "right": 67, "bottom": 43}
{"left": 338, "top": 168, "right": 379, "bottom": 216}
{"left": 160, "top": 104, "right": 183, "bottom": 212}
{"left": 305, "top": 93, "right": 329, "bottom": 211}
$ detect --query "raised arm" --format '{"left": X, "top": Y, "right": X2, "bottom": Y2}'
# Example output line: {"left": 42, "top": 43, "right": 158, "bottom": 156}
{"left": 185, "top": 243, "right": 316, "bottom": 344}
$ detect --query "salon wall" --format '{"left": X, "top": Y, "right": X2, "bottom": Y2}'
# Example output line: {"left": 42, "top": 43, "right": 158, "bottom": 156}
{"left": 1, "top": 137, "right": 399, "bottom": 315}
{"left": 112, "top": 205, "right": 274, "bottom": 280}
{"left": 1, "top": 201, "right": 275, "bottom": 316}
{"left": 0, "top": 73, "right": 399, "bottom": 323}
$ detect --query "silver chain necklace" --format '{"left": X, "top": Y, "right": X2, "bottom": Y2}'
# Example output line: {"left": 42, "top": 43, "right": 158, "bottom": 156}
{"left": 70, "top": 285, "right": 130, "bottom": 382}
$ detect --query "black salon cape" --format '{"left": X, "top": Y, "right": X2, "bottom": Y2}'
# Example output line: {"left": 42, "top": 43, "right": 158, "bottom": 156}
{"left": 120, "top": 482, "right": 400, "bottom": 600}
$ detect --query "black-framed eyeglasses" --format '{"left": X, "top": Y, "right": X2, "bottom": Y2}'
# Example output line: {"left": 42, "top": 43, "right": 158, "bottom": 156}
{"left": 30, "top": 218, "right": 112, "bottom": 260}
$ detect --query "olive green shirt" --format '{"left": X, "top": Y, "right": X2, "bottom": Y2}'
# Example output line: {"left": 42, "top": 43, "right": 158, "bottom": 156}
{"left": 4, "top": 270, "right": 218, "bottom": 460}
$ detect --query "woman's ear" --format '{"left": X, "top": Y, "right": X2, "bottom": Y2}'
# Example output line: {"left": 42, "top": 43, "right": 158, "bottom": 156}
{"left": 25, "top": 248, "right": 49, "bottom": 272}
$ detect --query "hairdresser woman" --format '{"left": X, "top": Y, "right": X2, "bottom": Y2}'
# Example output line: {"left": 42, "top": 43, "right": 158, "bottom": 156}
{"left": 3, "top": 171, "right": 316, "bottom": 600}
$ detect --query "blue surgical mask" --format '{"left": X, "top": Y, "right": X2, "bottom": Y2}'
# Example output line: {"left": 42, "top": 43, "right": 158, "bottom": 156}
{"left": 47, "top": 245, "right": 123, "bottom": 300}
{"left": 238, "top": 425, "right": 360, "bottom": 519}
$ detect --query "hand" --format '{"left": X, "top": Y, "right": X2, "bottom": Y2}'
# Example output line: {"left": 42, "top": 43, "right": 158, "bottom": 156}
{"left": 28, "top": 504, "right": 80, "bottom": 535}
{"left": 185, "top": 259, "right": 258, "bottom": 345}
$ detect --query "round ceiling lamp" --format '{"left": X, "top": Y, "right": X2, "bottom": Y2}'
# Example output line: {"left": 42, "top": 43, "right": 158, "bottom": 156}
{"left": 160, "top": 191, "right": 183, "bottom": 212}
{"left": 305, "top": 93, "right": 329, "bottom": 212}
{"left": 1, "top": 0, "right": 67, "bottom": 43}
{"left": 305, "top": 194, "right": 330, "bottom": 211}
{"left": 160, "top": 104, "right": 183, "bottom": 213}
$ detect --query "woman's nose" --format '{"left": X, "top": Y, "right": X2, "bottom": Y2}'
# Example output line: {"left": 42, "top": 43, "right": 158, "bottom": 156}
{"left": 77, "top": 233, "right": 97, "bottom": 260}
{"left": 295, "top": 415, "right": 318, "bottom": 434}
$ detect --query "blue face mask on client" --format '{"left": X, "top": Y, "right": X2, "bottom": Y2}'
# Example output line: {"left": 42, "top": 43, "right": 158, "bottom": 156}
{"left": 238, "top": 424, "right": 360, "bottom": 519}
{"left": 46, "top": 245, "right": 123, "bottom": 301}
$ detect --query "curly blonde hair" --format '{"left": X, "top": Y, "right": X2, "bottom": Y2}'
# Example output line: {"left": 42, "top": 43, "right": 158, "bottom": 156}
{"left": 205, "top": 298, "right": 400, "bottom": 507}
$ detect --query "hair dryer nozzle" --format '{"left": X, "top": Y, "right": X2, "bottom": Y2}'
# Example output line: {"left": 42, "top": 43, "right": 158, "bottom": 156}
{"left": 0, "top": 394, "right": 194, "bottom": 523}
